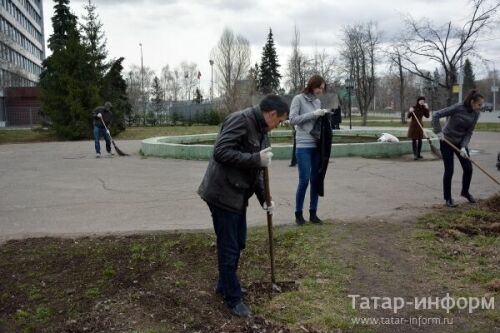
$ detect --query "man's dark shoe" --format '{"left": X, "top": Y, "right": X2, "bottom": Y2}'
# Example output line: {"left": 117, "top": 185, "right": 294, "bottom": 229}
{"left": 417, "top": 155, "right": 424, "bottom": 159}
{"left": 445, "top": 199, "right": 458, "bottom": 208}
{"left": 461, "top": 192, "right": 477, "bottom": 203}
{"left": 215, "top": 286, "right": 247, "bottom": 296}
{"left": 295, "top": 212, "right": 306, "bottom": 225}
{"left": 309, "top": 210, "right": 323, "bottom": 224}
{"left": 229, "top": 302, "right": 252, "bottom": 317}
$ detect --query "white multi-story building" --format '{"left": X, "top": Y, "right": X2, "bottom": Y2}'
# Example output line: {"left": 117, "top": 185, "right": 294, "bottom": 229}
{"left": 0, "top": 0, "right": 44, "bottom": 88}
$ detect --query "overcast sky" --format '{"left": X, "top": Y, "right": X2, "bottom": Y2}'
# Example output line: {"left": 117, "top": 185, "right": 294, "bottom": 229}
{"left": 42, "top": 0, "right": 500, "bottom": 93}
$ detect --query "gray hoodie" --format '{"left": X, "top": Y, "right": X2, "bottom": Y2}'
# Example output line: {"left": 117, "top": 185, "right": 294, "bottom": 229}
{"left": 289, "top": 93, "right": 321, "bottom": 148}
{"left": 431, "top": 103, "right": 479, "bottom": 148}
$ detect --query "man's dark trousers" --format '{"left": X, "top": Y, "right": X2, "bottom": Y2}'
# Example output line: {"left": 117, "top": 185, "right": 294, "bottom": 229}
{"left": 208, "top": 204, "right": 246, "bottom": 308}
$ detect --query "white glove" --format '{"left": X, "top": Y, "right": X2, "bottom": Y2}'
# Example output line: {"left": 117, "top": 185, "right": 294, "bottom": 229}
{"left": 423, "top": 103, "right": 429, "bottom": 109}
{"left": 313, "top": 109, "right": 329, "bottom": 117}
{"left": 409, "top": 107, "right": 414, "bottom": 112}
{"left": 262, "top": 201, "right": 275, "bottom": 215}
{"left": 259, "top": 147, "right": 273, "bottom": 167}
{"left": 106, "top": 129, "right": 110, "bottom": 135}
{"left": 97, "top": 113, "right": 102, "bottom": 118}
{"left": 436, "top": 132, "right": 444, "bottom": 141}
{"left": 460, "top": 147, "right": 468, "bottom": 158}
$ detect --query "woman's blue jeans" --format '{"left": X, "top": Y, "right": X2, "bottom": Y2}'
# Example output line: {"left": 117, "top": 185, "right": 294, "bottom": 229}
{"left": 295, "top": 147, "right": 320, "bottom": 213}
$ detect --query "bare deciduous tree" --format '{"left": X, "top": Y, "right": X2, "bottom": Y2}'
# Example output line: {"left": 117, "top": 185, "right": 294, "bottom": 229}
{"left": 387, "top": 45, "right": 407, "bottom": 123}
{"left": 127, "top": 65, "right": 155, "bottom": 124}
{"left": 310, "top": 48, "right": 337, "bottom": 86}
{"left": 180, "top": 61, "right": 200, "bottom": 101}
{"left": 342, "top": 22, "right": 380, "bottom": 125}
{"left": 160, "top": 65, "right": 182, "bottom": 102}
{"left": 285, "top": 26, "right": 308, "bottom": 94}
{"left": 399, "top": 0, "right": 499, "bottom": 105}
{"left": 211, "top": 28, "right": 251, "bottom": 112}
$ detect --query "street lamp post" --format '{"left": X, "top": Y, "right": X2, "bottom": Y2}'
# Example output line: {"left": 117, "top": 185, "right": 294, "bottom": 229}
{"left": 139, "top": 43, "right": 145, "bottom": 125}
{"left": 345, "top": 78, "right": 354, "bottom": 130}
{"left": 431, "top": 79, "right": 438, "bottom": 111}
{"left": 458, "top": 35, "right": 465, "bottom": 103}
{"left": 492, "top": 63, "right": 498, "bottom": 112}
{"left": 209, "top": 59, "right": 214, "bottom": 102}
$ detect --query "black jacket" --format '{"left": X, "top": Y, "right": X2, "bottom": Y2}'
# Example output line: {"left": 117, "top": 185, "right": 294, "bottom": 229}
{"left": 431, "top": 103, "right": 479, "bottom": 148}
{"left": 330, "top": 107, "right": 342, "bottom": 129}
{"left": 93, "top": 106, "right": 112, "bottom": 129}
{"left": 198, "top": 107, "right": 268, "bottom": 212}
{"left": 316, "top": 115, "right": 332, "bottom": 196}
{"left": 308, "top": 115, "right": 332, "bottom": 196}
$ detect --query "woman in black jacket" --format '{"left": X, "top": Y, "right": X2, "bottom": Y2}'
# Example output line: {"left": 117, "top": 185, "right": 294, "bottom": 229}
{"left": 431, "top": 90, "right": 483, "bottom": 207}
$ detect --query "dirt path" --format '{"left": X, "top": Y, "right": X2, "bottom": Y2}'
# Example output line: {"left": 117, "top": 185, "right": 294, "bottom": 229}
{"left": 334, "top": 213, "right": 497, "bottom": 333}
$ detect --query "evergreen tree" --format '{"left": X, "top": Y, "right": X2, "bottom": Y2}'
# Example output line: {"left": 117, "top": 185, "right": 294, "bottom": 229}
{"left": 40, "top": 26, "right": 100, "bottom": 139}
{"left": 248, "top": 63, "right": 259, "bottom": 95}
{"left": 47, "top": 0, "right": 78, "bottom": 52}
{"left": 149, "top": 76, "right": 163, "bottom": 125}
{"left": 101, "top": 57, "right": 132, "bottom": 131}
{"left": 80, "top": 0, "right": 109, "bottom": 80}
{"left": 258, "top": 28, "right": 281, "bottom": 94}
{"left": 194, "top": 88, "right": 203, "bottom": 104}
{"left": 463, "top": 58, "right": 476, "bottom": 94}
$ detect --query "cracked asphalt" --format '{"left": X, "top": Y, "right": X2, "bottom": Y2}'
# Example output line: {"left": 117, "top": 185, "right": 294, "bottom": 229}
{"left": 1, "top": 132, "right": 499, "bottom": 243}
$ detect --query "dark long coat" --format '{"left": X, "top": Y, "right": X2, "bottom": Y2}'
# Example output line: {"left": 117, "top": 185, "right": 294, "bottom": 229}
{"left": 407, "top": 105, "right": 430, "bottom": 139}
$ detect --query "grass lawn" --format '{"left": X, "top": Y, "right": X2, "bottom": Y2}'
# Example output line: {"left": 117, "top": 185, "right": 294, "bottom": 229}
{"left": 1, "top": 195, "right": 498, "bottom": 332}
{"left": 1, "top": 120, "right": 499, "bottom": 145}
{"left": 415, "top": 197, "right": 500, "bottom": 299}
{"left": 0, "top": 223, "right": 354, "bottom": 333}
{"left": 0, "top": 128, "right": 59, "bottom": 145}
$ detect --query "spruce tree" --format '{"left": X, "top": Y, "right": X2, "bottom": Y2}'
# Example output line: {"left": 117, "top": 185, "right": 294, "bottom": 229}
{"left": 101, "top": 57, "right": 132, "bottom": 131}
{"left": 40, "top": 29, "right": 100, "bottom": 139}
{"left": 48, "top": 0, "right": 78, "bottom": 52}
{"left": 248, "top": 63, "right": 259, "bottom": 94}
{"left": 40, "top": 0, "right": 100, "bottom": 139}
{"left": 194, "top": 88, "right": 203, "bottom": 104}
{"left": 80, "top": 0, "right": 109, "bottom": 80}
{"left": 258, "top": 28, "right": 281, "bottom": 94}
{"left": 149, "top": 76, "right": 163, "bottom": 125}
{"left": 463, "top": 58, "right": 476, "bottom": 94}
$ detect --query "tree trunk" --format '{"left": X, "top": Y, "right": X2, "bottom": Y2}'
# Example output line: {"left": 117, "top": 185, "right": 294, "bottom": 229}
{"left": 398, "top": 54, "right": 406, "bottom": 124}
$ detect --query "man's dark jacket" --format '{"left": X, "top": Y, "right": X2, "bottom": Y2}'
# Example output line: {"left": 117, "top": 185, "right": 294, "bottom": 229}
{"left": 198, "top": 107, "right": 268, "bottom": 213}
{"left": 92, "top": 106, "right": 112, "bottom": 129}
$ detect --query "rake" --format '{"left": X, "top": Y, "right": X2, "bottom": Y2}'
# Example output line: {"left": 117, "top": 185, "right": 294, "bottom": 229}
{"left": 410, "top": 111, "right": 442, "bottom": 159}
{"left": 100, "top": 118, "right": 129, "bottom": 156}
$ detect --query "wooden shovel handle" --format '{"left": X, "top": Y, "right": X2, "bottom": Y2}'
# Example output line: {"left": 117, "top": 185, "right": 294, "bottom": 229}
{"left": 263, "top": 167, "right": 276, "bottom": 284}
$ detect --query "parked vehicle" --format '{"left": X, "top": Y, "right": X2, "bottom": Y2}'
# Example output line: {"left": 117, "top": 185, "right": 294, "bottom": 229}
{"left": 482, "top": 102, "right": 493, "bottom": 112}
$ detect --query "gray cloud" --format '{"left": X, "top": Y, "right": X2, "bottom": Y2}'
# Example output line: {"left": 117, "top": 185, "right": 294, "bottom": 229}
{"left": 42, "top": 0, "right": 499, "bottom": 85}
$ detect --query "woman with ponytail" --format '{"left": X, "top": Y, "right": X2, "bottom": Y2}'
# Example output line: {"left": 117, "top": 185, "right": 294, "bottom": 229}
{"left": 431, "top": 90, "right": 484, "bottom": 207}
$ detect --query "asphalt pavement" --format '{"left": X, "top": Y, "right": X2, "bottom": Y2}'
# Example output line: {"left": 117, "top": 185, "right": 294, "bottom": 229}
{"left": 1, "top": 132, "right": 499, "bottom": 243}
